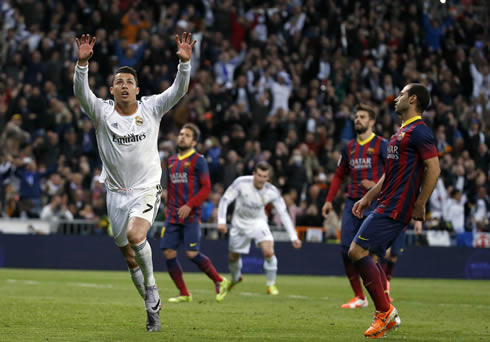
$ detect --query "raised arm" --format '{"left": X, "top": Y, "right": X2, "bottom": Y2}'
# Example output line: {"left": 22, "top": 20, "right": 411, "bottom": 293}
{"left": 151, "top": 32, "right": 197, "bottom": 117}
{"left": 73, "top": 34, "right": 100, "bottom": 122}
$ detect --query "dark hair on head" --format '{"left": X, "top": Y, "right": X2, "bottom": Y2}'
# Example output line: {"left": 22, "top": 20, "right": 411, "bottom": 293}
{"left": 253, "top": 161, "right": 272, "bottom": 173}
{"left": 182, "top": 123, "right": 200, "bottom": 142}
{"left": 407, "top": 83, "right": 430, "bottom": 113}
{"left": 113, "top": 66, "right": 138, "bottom": 86}
{"left": 356, "top": 104, "right": 377, "bottom": 121}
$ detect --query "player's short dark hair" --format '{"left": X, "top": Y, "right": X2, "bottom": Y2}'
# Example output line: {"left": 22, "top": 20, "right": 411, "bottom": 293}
{"left": 182, "top": 123, "right": 200, "bottom": 142}
{"left": 407, "top": 83, "right": 430, "bottom": 113}
{"left": 253, "top": 161, "right": 272, "bottom": 174}
{"left": 113, "top": 66, "right": 138, "bottom": 86}
{"left": 356, "top": 104, "right": 376, "bottom": 121}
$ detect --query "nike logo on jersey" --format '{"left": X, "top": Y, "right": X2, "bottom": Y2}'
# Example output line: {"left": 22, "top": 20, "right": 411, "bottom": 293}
{"left": 358, "top": 235, "right": 369, "bottom": 241}
{"left": 189, "top": 243, "right": 197, "bottom": 247}
{"left": 143, "top": 204, "right": 153, "bottom": 213}
{"left": 151, "top": 299, "right": 161, "bottom": 311}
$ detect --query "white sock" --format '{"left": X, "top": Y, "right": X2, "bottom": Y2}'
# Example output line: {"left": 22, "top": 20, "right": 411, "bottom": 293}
{"left": 129, "top": 266, "right": 145, "bottom": 298}
{"left": 264, "top": 255, "right": 278, "bottom": 286}
{"left": 229, "top": 258, "right": 242, "bottom": 283}
{"left": 131, "top": 240, "right": 156, "bottom": 287}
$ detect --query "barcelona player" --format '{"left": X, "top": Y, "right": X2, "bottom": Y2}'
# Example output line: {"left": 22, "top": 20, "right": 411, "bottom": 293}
{"left": 351, "top": 83, "right": 440, "bottom": 338}
{"left": 160, "top": 123, "right": 229, "bottom": 302}
{"left": 322, "top": 104, "right": 387, "bottom": 309}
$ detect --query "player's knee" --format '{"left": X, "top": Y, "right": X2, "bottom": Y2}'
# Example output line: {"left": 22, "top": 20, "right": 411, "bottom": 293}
{"left": 263, "top": 250, "right": 274, "bottom": 259}
{"left": 228, "top": 253, "right": 240, "bottom": 263}
{"left": 348, "top": 243, "right": 367, "bottom": 261}
{"left": 163, "top": 248, "right": 177, "bottom": 259}
{"left": 185, "top": 250, "right": 198, "bottom": 259}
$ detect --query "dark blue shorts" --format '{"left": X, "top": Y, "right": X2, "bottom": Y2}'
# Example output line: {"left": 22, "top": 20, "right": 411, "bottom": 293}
{"left": 354, "top": 212, "right": 406, "bottom": 258}
{"left": 159, "top": 221, "right": 201, "bottom": 251}
{"left": 340, "top": 198, "right": 376, "bottom": 254}
{"left": 388, "top": 229, "right": 406, "bottom": 257}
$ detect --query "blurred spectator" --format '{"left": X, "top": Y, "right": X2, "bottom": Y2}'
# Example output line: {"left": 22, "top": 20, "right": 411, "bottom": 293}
{"left": 40, "top": 194, "right": 73, "bottom": 221}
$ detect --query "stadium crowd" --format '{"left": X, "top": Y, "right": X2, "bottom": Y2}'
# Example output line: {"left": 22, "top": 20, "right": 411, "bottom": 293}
{"left": 0, "top": 0, "right": 488, "bottom": 243}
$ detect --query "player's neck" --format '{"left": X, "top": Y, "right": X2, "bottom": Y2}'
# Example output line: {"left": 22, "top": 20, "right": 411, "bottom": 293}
{"left": 357, "top": 130, "right": 373, "bottom": 142}
{"left": 178, "top": 148, "right": 194, "bottom": 157}
{"left": 115, "top": 101, "right": 138, "bottom": 116}
{"left": 401, "top": 110, "right": 421, "bottom": 124}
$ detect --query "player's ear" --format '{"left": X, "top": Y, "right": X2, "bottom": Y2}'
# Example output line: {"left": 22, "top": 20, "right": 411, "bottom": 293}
{"left": 109, "top": 87, "right": 114, "bottom": 95}
{"left": 192, "top": 140, "right": 197, "bottom": 147}
{"left": 136, "top": 87, "right": 140, "bottom": 95}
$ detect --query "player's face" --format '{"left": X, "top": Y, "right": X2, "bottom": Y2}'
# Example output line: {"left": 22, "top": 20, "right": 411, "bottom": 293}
{"left": 354, "top": 110, "right": 373, "bottom": 134}
{"left": 177, "top": 128, "right": 196, "bottom": 152}
{"left": 110, "top": 73, "right": 139, "bottom": 104}
{"left": 253, "top": 168, "right": 270, "bottom": 189}
{"left": 394, "top": 85, "right": 411, "bottom": 115}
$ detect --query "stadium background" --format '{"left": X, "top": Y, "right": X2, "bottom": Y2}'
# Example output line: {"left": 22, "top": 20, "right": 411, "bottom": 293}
{"left": 0, "top": 0, "right": 489, "bottom": 276}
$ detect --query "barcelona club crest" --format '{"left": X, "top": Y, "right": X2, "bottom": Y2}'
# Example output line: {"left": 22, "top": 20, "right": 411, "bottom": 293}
{"left": 367, "top": 148, "right": 375, "bottom": 155}
{"left": 397, "top": 132, "right": 405, "bottom": 141}
{"left": 135, "top": 116, "right": 144, "bottom": 126}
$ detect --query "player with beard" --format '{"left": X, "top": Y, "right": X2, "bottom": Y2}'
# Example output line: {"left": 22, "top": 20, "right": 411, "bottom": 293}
{"left": 160, "top": 123, "right": 230, "bottom": 303}
{"left": 351, "top": 83, "right": 440, "bottom": 338}
{"left": 322, "top": 104, "right": 388, "bottom": 309}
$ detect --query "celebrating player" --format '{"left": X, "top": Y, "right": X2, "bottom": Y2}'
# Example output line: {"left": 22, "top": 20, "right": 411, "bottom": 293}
{"left": 218, "top": 162, "right": 302, "bottom": 295}
{"left": 322, "top": 104, "right": 387, "bottom": 309}
{"left": 160, "top": 123, "right": 230, "bottom": 303}
{"left": 351, "top": 83, "right": 440, "bottom": 338}
{"left": 73, "top": 32, "right": 196, "bottom": 332}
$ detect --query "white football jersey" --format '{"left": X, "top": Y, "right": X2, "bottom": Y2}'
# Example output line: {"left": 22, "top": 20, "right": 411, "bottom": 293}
{"left": 73, "top": 62, "right": 190, "bottom": 190}
{"left": 218, "top": 176, "right": 298, "bottom": 241}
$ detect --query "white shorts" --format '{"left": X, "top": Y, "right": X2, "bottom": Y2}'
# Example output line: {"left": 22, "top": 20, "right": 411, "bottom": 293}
{"left": 106, "top": 185, "right": 162, "bottom": 247}
{"left": 229, "top": 224, "right": 274, "bottom": 254}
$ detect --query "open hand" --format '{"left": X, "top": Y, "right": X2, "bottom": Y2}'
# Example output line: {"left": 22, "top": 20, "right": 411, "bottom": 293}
{"left": 176, "top": 32, "right": 197, "bottom": 62}
{"left": 75, "top": 34, "right": 96, "bottom": 66}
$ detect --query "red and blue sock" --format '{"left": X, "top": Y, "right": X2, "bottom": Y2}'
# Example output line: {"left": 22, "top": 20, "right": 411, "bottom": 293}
{"left": 190, "top": 253, "right": 222, "bottom": 291}
{"left": 342, "top": 254, "right": 365, "bottom": 299}
{"left": 354, "top": 256, "right": 390, "bottom": 312}
{"left": 166, "top": 257, "right": 190, "bottom": 296}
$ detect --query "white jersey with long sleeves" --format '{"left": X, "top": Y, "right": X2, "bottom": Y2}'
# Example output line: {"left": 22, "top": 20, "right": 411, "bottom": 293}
{"left": 218, "top": 176, "right": 298, "bottom": 241}
{"left": 73, "top": 62, "right": 190, "bottom": 190}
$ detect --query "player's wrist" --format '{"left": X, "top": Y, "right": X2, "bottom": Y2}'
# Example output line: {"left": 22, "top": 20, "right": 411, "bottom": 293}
{"left": 77, "top": 59, "right": 89, "bottom": 67}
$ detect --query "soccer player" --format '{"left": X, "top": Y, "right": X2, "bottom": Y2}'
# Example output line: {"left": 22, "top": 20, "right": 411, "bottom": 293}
{"left": 161, "top": 123, "right": 230, "bottom": 303}
{"left": 321, "top": 104, "right": 388, "bottom": 309}
{"left": 217, "top": 162, "right": 302, "bottom": 295}
{"left": 73, "top": 32, "right": 196, "bottom": 332}
{"left": 351, "top": 83, "right": 440, "bottom": 338}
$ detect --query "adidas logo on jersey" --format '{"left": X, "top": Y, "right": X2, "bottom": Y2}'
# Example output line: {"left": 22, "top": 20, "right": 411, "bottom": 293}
{"left": 112, "top": 133, "right": 147, "bottom": 145}
{"left": 111, "top": 122, "right": 119, "bottom": 129}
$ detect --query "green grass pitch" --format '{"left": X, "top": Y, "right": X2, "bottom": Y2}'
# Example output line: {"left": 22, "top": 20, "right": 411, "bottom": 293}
{"left": 0, "top": 269, "right": 489, "bottom": 341}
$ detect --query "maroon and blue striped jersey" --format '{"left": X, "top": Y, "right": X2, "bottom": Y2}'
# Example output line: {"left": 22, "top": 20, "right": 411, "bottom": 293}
{"left": 166, "top": 149, "right": 211, "bottom": 224}
{"left": 327, "top": 133, "right": 387, "bottom": 202}
{"left": 375, "top": 116, "right": 438, "bottom": 224}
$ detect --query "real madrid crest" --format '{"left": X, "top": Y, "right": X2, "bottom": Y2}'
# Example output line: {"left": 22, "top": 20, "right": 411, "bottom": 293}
{"left": 135, "top": 116, "right": 144, "bottom": 126}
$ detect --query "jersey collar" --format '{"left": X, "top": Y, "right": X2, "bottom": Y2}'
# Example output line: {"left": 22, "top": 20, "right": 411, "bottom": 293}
{"left": 357, "top": 132, "right": 376, "bottom": 146}
{"left": 401, "top": 115, "right": 422, "bottom": 128}
{"left": 178, "top": 149, "right": 195, "bottom": 161}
